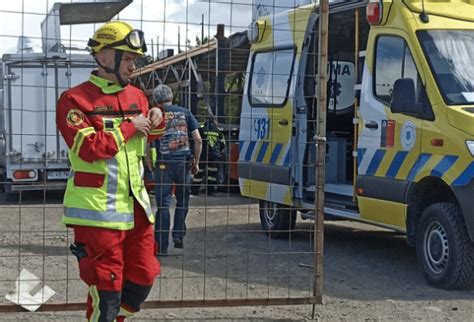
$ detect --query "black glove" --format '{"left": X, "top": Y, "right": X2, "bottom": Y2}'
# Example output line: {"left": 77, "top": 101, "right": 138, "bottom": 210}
{"left": 69, "top": 243, "right": 87, "bottom": 261}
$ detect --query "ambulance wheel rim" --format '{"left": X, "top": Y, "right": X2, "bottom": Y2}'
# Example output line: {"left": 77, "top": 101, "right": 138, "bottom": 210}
{"left": 262, "top": 201, "right": 278, "bottom": 227}
{"left": 423, "top": 221, "right": 449, "bottom": 275}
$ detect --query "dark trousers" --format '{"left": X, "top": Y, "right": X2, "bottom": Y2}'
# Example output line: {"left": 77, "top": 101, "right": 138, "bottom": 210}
{"left": 154, "top": 158, "right": 192, "bottom": 253}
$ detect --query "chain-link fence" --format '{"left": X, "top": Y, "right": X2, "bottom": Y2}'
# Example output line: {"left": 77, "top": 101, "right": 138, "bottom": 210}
{"left": 0, "top": 0, "right": 324, "bottom": 319}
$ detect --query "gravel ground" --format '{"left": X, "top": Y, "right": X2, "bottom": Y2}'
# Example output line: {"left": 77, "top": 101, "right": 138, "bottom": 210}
{"left": 0, "top": 191, "right": 473, "bottom": 321}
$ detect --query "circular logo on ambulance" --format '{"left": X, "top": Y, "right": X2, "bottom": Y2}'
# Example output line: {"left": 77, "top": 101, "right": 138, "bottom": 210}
{"left": 401, "top": 120, "right": 416, "bottom": 151}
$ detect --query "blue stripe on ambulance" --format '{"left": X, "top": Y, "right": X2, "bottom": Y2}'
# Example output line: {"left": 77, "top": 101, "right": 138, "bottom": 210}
{"left": 406, "top": 153, "right": 431, "bottom": 181}
{"left": 386, "top": 151, "right": 408, "bottom": 178}
{"left": 256, "top": 142, "right": 269, "bottom": 162}
{"left": 239, "top": 140, "right": 244, "bottom": 154}
{"left": 365, "top": 149, "right": 386, "bottom": 176}
{"left": 283, "top": 149, "right": 291, "bottom": 166}
{"left": 453, "top": 162, "right": 474, "bottom": 186}
{"left": 244, "top": 141, "right": 257, "bottom": 161}
{"left": 431, "top": 155, "right": 458, "bottom": 177}
{"left": 357, "top": 148, "right": 367, "bottom": 168}
{"left": 269, "top": 143, "right": 283, "bottom": 164}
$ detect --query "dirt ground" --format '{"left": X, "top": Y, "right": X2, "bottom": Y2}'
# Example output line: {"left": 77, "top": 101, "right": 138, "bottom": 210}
{"left": 0, "top": 191, "right": 473, "bottom": 321}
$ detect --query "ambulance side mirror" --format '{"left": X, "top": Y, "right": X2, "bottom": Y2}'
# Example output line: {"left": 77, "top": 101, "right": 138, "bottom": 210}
{"left": 390, "top": 78, "right": 422, "bottom": 115}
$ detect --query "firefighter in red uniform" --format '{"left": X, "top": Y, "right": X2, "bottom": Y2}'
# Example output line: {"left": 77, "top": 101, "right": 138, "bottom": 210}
{"left": 56, "top": 21, "right": 165, "bottom": 321}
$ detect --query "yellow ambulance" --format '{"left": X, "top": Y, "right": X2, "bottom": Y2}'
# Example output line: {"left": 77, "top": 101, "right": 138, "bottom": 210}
{"left": 238, "top": 0, "right": 474, "bottom": 289}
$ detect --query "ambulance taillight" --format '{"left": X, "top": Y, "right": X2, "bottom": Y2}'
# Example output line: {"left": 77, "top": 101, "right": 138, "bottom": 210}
{"left": 366, "top": 1, "right": 382, "bottom": 25}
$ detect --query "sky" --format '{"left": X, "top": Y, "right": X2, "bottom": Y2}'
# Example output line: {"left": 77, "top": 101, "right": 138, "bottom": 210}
{"left": 0, "top": 0, "right": 315, "bottom": 57}
{"left": 0, "top": 0, "right": 254, "bottom": 57}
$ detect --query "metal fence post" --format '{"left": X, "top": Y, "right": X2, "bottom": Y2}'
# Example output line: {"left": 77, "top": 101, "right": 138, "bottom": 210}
{"left": 313, "top": 0, "right": 329, "bottom": 318}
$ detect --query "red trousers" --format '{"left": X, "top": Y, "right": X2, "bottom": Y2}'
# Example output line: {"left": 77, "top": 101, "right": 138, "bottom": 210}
{"left": 73, "top": 201, "right": 160, "bottom": 321}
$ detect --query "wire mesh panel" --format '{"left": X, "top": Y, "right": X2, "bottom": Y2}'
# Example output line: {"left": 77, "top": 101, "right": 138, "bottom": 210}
{"left": 0, "top": 0, "right": 324, "bottom": 318}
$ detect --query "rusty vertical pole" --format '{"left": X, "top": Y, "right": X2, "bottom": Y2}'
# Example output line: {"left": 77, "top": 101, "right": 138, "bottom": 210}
{"left": 353, "top": 8, "right": 360, "bottom": 201}
{"left": 312, "top": 0, "right": 329, "bottom": 317}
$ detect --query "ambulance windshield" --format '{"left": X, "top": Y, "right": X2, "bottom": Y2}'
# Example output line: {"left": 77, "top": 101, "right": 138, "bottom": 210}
{"left": 418, "top": 30, "right": 474, "bottom": 105}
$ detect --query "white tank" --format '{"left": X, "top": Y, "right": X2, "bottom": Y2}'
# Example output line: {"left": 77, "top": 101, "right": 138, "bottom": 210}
{"left": 16, "top": 36, "right": 41, "bottom": 54}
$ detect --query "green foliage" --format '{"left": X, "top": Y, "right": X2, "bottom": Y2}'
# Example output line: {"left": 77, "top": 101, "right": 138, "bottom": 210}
{"left": 223, "top": 73, "right": 244, "bottom": 125}
{"left": 195, "top": 36, "right": 210, "bottom": 46}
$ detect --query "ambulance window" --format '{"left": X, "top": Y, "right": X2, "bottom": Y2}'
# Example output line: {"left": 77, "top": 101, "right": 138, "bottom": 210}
{"left": 375, "top": 36, "right": 420, "bottom": 104}
{"left": 249, "top": 48, "right": 295, "bottom": 107}
{"left": 418, "top": 30, "right": 474, "bottom": 105}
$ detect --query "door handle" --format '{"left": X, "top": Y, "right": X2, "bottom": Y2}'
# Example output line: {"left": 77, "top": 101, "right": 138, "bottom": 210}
{"left": 279, "top": 119, "right": 289, "bottom": 126}
{"left": 365, "top": 121, "right": 378, "bottom": 130}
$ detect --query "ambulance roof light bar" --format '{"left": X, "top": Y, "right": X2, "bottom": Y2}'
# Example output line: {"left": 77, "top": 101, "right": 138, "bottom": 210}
{"left": 366, "top": 0, "right": 382, "bottom": 26}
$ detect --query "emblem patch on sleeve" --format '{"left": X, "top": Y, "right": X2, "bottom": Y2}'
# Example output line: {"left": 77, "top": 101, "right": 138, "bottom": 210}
{"left": 66, "top": 109, "right": 85, "bottom": 127}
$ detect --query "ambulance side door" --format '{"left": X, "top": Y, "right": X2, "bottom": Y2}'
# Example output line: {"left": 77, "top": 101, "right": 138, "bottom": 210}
{"left": 357, "top": 33, "right": 425, "bottom": 229}
{"left": 238, "top": 47, "right": 296, "bottom": 203}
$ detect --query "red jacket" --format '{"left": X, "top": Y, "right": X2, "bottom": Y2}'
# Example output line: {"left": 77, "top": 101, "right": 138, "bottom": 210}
{"left": 56, "top": 73, "right": 164, "bottom": 162}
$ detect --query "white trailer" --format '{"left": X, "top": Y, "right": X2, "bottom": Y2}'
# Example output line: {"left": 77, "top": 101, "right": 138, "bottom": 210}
{"left": 0, "top": 0, "right": 132, "bottom": 198}
{"left": 1, "top": 53, "right": 94, "bottom": 195}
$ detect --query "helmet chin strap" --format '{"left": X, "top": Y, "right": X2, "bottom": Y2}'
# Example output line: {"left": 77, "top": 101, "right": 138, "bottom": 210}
{"left": 113, "top": 50, "right": 129, "bottom": 87}
{"left": 95, "top": 50, "right": 129, "bottom": 87}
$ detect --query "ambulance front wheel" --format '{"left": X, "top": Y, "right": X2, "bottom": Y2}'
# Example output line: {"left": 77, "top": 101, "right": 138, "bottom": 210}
{"left": 259, "top": 200, "right": 296, "bottom": 239}
{"left": 416, "top": 202, "right": 474, "bottom": 289}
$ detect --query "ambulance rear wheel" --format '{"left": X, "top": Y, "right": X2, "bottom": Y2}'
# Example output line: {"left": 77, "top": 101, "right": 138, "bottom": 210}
{"left": 416, "top": 202, "right": 474, "bottom": 289}
{"left": 259, "top": 200, "right": 296, "bottom": 239}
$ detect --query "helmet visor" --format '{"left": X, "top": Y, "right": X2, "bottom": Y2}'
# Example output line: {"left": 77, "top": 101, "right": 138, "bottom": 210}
{"left": 127, "top": 30, "right": 144, "bottom": 49}
{"left": 103, "top": 29, "right": 147, "bottom": 53}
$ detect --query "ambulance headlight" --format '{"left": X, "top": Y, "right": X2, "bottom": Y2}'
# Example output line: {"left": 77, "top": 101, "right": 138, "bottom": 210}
{"left": 466, "top": 141, "right": 474, "bottom": 156}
